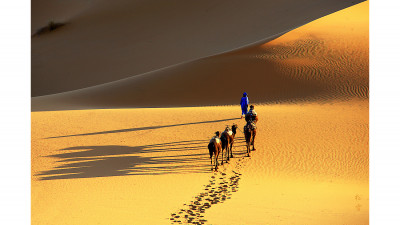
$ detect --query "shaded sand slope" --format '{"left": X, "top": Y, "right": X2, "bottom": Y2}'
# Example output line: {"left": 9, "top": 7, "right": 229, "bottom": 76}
{"left": 31, "top": 0, "right": 93, "bottom": 34}
{"left": 32, "top": 101, "right": 368, "bottom": 224}
{"left": 32, "top": 0, "right": 364, "bottom": 96}
{"left": 32, "top": 1, "right": 368, "bottom": 111}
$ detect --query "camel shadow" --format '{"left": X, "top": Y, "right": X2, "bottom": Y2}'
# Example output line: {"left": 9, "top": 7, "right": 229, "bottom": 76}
{"left": 37, "top": 137, "right": 248, "bottom": 181}
{"left": 37, "top": 140, "right": 208, "bottom": 180}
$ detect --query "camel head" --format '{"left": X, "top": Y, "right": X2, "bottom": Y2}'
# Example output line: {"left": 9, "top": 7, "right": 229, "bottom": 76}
{"left": 231, "top": 123, "right": 238, "bottom": 134}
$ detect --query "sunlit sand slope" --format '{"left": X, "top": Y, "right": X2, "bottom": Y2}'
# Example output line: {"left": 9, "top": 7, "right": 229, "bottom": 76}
{"left": 32, "top": 0, "right": 364, "bottom": 96}
{"left": 32, "top": 101, "right": 368, "bottom": 224}
{"left": 32, "top": 1, "right": 368, "bottom": 111}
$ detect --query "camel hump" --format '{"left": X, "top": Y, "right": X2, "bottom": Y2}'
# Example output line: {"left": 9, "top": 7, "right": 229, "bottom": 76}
{"left": 210, "top": 137, "right": 221, "bottom": 144}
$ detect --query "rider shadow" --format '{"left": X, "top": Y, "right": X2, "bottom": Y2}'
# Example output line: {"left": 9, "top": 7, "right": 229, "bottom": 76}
{"left": 37, "top": 140, "right": 213, "bottom": 180}
{"left": 45, "top": 117, "right": 240, "bottom": 139}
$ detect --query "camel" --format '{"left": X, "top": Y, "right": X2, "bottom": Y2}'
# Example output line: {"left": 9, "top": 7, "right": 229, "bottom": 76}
{"left": 244, "top": 123, "right": 256, "bottom": 157}
{"left": 220, "top": 124, "right": 238, "bottom": 162}
{"left": 244, "top": 105, "right": 258, "bottom": 157}
{"left": 208, "top": 131, "right": 222, "bottom": 171}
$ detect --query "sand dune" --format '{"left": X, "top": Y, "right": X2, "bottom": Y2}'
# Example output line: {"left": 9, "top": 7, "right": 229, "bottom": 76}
{"left": 32, "top": 1, "right": 368, "bottom": 111}
{"left": 31, "top": 1, "right": 369, "bottom": 224}
{"left": 32, "top": 0, "right": 364, "bottom": 96}
{"left": 32, "top": 0, "right": 92, "bottom": 34}
{"left": 31, "top": 101, "right": 368, "bottom": 224}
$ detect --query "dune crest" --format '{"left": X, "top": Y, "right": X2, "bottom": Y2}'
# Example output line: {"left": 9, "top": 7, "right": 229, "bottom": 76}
{"left": 32, "top": 1, "right": 368, "bottom": 111}
{"left": 32, "top": 0, "right": 364, "bottom": 96}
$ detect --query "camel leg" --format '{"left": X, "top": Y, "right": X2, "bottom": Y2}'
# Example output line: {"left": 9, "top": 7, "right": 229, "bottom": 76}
{"left": 226, "top": 148, "right": 228, "bottom": 162}
{"left": 228, "top": 140, "right": 232, "bottom": 161}
{"left": 230, "top": 142, "right": 234, "bottom": 158}
{"left": 226, "top": 142, "right": 229, "bottom": 162}
{"left": 229, "top": 146, "right": 231, "bottom": 161}
{"left": 245, "top": 136, "right": 250, "bottom": 157}
{"left": 211, "top": 155, "right": 213, "bottom": 171}
{"left": 215, "top": 152, "right": 219, "bottom": 171}
{"left": 227, "top": 147, "right": 229, "bottom": 161}
{"left": 252, "top": 130, "right": 257, "bottom": 151}
{"left": 221, "top": 149, "right": 224, "bottom": 165}
{"left": 208, "top": 144, "right": 214, "bottom": 171}
{"left": 245, "top": 130, "right": 250, "bottom": 157}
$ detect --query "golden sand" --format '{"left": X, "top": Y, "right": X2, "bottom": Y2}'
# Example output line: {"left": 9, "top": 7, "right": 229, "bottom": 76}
{"left": 32, "top": 1, "right": 369, "bottom": 224}
{"left": 32, "top": 100, "right": 368, "bottom": 224}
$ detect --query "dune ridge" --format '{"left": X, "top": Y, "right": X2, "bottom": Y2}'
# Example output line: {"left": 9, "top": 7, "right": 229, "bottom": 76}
{"left": 32, "top": 1, "right": 368, "bottom": 111}
{"left": 32, "top": 0, "right": 364, "bottom": 96}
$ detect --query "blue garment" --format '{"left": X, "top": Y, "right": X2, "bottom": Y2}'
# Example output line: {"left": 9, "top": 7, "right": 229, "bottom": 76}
{"left": 240, "top": 96, "right": 249, "bottom": 108}
{"left": 241, "top": 107, "right": 248, "bottom": 116}
{"left": 240, "top": 96, "right": 249, "bottom": 115}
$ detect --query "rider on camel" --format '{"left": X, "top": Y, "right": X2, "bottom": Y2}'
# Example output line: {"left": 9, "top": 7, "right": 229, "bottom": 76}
{"left": 245, "top": 105, "right": 258, "bottom": 125}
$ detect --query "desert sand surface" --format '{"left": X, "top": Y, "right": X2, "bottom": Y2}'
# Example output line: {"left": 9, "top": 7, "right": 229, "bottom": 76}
{"left": 32, "top": 101, "right": 368, "bottom": 224}
{"left": 31, "top": 1, "right": 369, "bottom": 224}
{"left": 32, "top": 0, "right": 363, "bottom": 96}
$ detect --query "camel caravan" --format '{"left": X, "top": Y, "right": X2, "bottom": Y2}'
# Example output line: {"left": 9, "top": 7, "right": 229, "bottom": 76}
{"left": 208, "top": 105, "right": 259, "bottom": 171}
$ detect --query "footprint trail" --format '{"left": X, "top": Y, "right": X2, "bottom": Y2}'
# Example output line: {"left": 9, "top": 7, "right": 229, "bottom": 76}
{"left": 169, "top": 157, "right": 249, "bottom": 224}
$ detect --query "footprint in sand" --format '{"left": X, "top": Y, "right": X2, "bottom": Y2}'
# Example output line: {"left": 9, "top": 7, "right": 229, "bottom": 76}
{"left": 169, "top": 157, "right": 248, "bottom": 224}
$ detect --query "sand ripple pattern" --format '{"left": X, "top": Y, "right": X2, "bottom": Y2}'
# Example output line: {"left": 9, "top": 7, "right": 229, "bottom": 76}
{"left": 255, "top": 35, "right": 369, "bottom": 101}
{"left": 32, "top": 12, "right": 368, "bottom": 110}
{"left": 242, "top": 104, "right": 369, "bottom": 182}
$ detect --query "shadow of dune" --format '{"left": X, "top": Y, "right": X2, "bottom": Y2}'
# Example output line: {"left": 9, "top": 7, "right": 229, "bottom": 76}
{"left": 37, "top": 137, "right": 248, "bottom": 180}
{"left": 46, "top": 117, "right": 239, "bottom": 139}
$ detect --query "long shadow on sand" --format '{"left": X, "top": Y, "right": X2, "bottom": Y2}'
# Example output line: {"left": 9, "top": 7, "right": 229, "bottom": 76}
{"left": 37, "top": 138, "right": 246, "bottom": 180}
{"left": 46, "top": 117, "right": 239, "bottom": 139}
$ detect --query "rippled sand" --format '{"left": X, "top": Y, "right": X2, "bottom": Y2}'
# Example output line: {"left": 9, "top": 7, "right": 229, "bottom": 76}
{"left": 32, "top": 0, "right": 363, "bottom": 96}
{"left": 32, "top": 101, "right": 368, "bottom": 224}
{"left": 32, "top": 1, "right": 369, "bottom": 224}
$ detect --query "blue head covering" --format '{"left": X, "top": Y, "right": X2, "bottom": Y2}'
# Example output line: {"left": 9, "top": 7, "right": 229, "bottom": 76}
{"left": 243, "top": 92, "right": 247, "bottom": 97}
